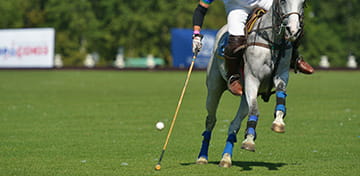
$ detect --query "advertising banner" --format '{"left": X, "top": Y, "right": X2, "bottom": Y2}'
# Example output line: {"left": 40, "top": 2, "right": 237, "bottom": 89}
{"left": 0, "top": 28, "right": 55, "bottom": 68}
{"left": 171, "top": 28, "right": 217, "bottom": 69}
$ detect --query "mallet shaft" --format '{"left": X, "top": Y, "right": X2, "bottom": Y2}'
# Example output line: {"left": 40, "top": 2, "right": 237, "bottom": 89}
{"left": 155, "top": 54, "right": 198, "bottom": 170}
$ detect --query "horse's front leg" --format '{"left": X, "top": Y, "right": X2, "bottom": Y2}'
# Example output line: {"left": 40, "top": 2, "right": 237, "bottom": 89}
{"left": 219, "top": 95, "right": 249, "bottom": 168}
{"left": 272, "top": 44, "right": 291, "bottom": 133}
{"left": 271, "top": 73, "right": 289, "bottom": 133}
{"left": 241, "top": 74, "right": 261, "bottom": 152}
{"left": 196, "top": 56, "right": 227, "bottom": 164}
{"left": 271, "top": 82, "right": 287, "bottom": 133}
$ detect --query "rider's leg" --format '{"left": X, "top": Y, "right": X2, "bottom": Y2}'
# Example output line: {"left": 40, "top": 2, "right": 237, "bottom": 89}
{"left": 290, "top": 30, "right": 314, "bottom": 74}
{"left": 291, "top": 48, "right": 314, "bottom": 74}
{"left": 224, "top": 9, "right": 249, "bottom": 96}
{"left": 224, "top": 35, "right": 246, "bottom": 96}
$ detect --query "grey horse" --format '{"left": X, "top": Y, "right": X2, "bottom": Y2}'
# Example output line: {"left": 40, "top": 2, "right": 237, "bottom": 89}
{"left": 196, "top": 0, "right": 306, "bottom": 168}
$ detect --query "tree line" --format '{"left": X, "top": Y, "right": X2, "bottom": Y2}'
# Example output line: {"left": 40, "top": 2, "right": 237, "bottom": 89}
{"left": 0, "top": 0, "right": 358, "bottom": 67}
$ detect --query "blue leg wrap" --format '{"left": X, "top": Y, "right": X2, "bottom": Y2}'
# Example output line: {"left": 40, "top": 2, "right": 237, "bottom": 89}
{"left": 202, "top": 131, "right": 212, "bottom": 142}
{"left": 275, "top": 104, "right": 286, "bottom": 112}
{"left": 276, "top": 91, "right": 287, "bottom": 99}
{"left": 222, "top": 133, "right": 236, "bottom": 156}
{"left": 247, "top": 127, "right": 256, "bottom": 136}
{"left": 198, "top": 131, "right": 212, "bottom": 159}
{"left": 275, "top": 91, "right": 287, "bottom": 115}
{"left": 249, "top": 115, "right": 258, "bottom": 122}
{"left": 245, "top": 115, "right": 258, "bottom": 140}
{"left": 223, "top": 141, "right": 234, "bottom": 156}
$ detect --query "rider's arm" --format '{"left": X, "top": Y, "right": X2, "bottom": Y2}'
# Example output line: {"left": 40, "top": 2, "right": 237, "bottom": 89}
{"left": 192, "top": 0, "right": 213, "bottom": 33}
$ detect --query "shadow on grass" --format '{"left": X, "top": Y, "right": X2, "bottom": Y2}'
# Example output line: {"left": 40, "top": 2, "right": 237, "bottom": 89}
{"left": 181, "top": 161, "right": 289, "bottom": 171}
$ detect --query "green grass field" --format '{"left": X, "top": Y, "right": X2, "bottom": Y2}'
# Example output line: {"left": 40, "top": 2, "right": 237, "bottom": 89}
{"left": 0, "top": 70, "right": 359, "bottom": 176}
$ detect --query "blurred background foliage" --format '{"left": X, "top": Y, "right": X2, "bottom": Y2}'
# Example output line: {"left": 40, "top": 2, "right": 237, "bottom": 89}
{"left": 0, "top": 0, "right": 358, "bottom": 67}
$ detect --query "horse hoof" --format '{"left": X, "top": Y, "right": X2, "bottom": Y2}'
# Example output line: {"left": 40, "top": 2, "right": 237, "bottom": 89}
{"left": 272, "top": 111, "right": 286, "bottom": 133}
{"left": 196, "top": 157, "right": 208, "bottom": 164}
{"left": 241, "top": 142, "right": 256, "bottom": 152}
{"left": 219, "top": 153, "right": 232, "bottom": 168}
{"left": 241, "top": 135, "right": 256, "bottom": 152}
{"left": 271, "top": 123, "right": 285, "bottom": 133}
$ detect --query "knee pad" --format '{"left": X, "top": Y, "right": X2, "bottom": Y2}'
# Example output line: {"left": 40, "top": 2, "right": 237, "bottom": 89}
{"left": 224, "top": 35, "right": 247, "bottom": 58}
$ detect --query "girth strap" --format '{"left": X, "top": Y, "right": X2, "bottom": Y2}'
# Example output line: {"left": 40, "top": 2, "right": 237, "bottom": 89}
{"left": 247, "top": 42, "right": 270, "bottom": 49}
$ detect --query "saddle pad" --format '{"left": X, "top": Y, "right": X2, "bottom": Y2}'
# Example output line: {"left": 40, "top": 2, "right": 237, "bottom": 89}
{"left": 216, "top": 32, "right": 229, "bottom": 58}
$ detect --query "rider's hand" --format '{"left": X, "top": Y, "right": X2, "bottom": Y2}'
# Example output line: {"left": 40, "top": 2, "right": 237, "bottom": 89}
{"left": 192, "top": 33, "right": 203, "bottom": 54}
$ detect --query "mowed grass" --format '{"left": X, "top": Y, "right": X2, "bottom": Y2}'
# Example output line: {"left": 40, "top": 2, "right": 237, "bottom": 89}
{"left": 0, "top": 70, "right": 359, "bottom": 176}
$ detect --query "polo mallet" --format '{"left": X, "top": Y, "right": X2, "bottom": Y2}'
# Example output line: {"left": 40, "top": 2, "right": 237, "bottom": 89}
{"left": 154, "top": 51, "right": 199, "bottom": 171}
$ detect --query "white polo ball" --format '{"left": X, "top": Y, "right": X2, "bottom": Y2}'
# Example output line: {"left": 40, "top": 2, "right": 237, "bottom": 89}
{"left": 156, "top": 122, "right": 165, "bottom": 130}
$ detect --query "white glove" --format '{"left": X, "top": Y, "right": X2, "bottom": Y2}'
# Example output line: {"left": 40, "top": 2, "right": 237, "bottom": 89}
{"left": 192, "top": 34, "right": 203, "bottom": 54}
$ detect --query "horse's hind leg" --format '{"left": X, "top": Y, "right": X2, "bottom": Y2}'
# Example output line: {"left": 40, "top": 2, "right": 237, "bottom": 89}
{"left": 197, "top": 89, "right": 225, "bottom": 164}
{"left": 196, "top": 130, "right": 212, "bottom": 164}
{"left": 219, "top": 96, "right": 249, "bottom": 168}
{"left": 241, "top": 115, "right": 257, "bottom": 152}
{"left": 197, "top": 58, "right": 227, "bottom": 164}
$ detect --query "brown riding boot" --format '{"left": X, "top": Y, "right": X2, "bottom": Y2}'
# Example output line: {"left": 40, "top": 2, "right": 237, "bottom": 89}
{"left": 295, "top": 56, "right": 314, "bottom": 74}
{"left": 224, "top": 35, "right": 246, "bottom": 96}
{"left": 225, "top": 56, "right": 243, "bottom": 96}
{"left": 227, "top": 74, "right": 243, "bottom": 96}
{"left": 291, "top": 49, "right": 314, "bottom": 74}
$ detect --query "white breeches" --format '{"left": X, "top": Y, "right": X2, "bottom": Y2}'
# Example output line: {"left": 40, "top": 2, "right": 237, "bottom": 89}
{"left": 224, "top": 0, "right": 273, "bottom": 36}
{"left": 227, "top": 9, "right": 249, "bottom": 36}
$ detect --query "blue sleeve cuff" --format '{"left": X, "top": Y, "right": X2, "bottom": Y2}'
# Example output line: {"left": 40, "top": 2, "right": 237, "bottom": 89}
{"left": 202, "top": 0, "right": 215, "bottom": 5}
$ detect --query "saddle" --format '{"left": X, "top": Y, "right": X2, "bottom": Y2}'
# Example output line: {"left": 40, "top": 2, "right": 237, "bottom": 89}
{"left": 245, "top": 8, "right": 267, "bottom": 34}
{"left": 217, "top": 8, "right": 267, "bottom": 57}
